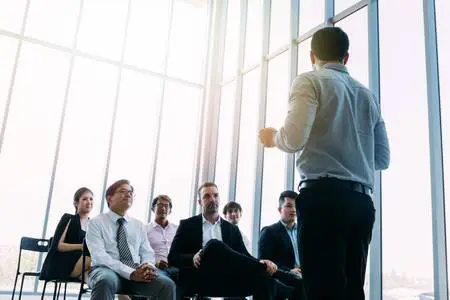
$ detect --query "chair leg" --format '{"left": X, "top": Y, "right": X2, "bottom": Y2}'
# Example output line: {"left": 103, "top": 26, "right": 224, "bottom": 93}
{"left": 11, "top": 273, "right": 19, "bottom": 300}
{"left": 53, "top": 282, "right": 58, "bottom": 300}
{"left": 63, "top": 282, "right": 67, "bottom": 300}
{"left": 57, "top": 282, "right": 62, "bottom": 299}
{"left": 41, "top": 281, "right": 48, "bottom": 300}
{"left": 77, "top": 281, "right": 84, "bottom": 300}
{"left": 18, "top": 275, "right": 26, "bottom": 300}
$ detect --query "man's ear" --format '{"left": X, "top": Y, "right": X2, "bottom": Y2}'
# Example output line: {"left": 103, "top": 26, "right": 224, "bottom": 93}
{"left": 310, "top": 51, "right": 316, "bottom": 65}
{"left": 343, "top": 53, "right": 349, "bottom": 65}
{"left": 278, "top": 207, "right": 282, "bottom": 214}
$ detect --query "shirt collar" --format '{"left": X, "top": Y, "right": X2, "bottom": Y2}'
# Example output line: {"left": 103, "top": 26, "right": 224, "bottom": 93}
{"left": 151, "top": 221, "right": 175, "bottom": 229}
{"left": 323, "top": 63, "right": 349, "bottom": 74}
{"left": 107, "top": 210, "right": 129, "bottom": 223}
{"left": 280, "top": 220, "right": 297, "bottom": 230}
{"left": 202, "top": 214, "right": 221, "bottom": 226}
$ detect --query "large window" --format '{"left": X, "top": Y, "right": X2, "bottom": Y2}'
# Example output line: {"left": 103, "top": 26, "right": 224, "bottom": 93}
{"left": 0, "top": 0, "right": 210, "bottom": 292}
{"left": 235, "top": 68, "right": 260, "bottom": 247}
{"left": 436, "top": 0, "right": 450, "bottom": 293}
{"left": 0, "top": 42, "right": 70, "bottom": 289}
{"left": 379, "top": 0, "right": 434, "bottom": 298}
{"left": 260, "top": 53, "right": 289, "bottom": 229}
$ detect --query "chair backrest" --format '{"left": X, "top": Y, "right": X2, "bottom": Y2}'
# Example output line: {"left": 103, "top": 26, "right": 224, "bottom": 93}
{"left": 20, "top": 237, "right": 50, "bottom": 252}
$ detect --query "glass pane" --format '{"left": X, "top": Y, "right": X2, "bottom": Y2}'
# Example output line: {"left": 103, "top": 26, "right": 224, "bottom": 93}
{"left": 25, "top": 0, "right": 80, "bottom": 47}
{"left": 153, "top": 83, "right": 202, "bottom": 224}
{"left": 167, "top": 0, "right": 208, "bottom": 83}
{"left": 269, "top": 0, "right": 290, "bottom": 53}
{"left": 244, "top": 0, "right": 263, "bottom": 67}
{"left": 0, "top": 36, "right": 18, "bottom": 128}
{"left": 77, "top": 0, "right": 129, "bottom": 61}
{"left": 47, "top": 57, "right": 118, "bottom": 237}
{"left": 107, "top": 70, "right": 163, "bottom": 222}
{"left": 124, "top": 0, "right": 171, "bottom": 72}
{"left": 260, "top": 53, "right": 289, "bottom": 229}
{"left": 235, "top": 68, "right": 260, "bottom": 251}
{"left": 380, "top": 0, "right": 434, "bottom": 298}
{"left": 0, "top": 0, "right": 27, "bottom": 33}
{"left": 297, "top": 38, "right": 312, "bottom": 74}
{"left": 0, "top": 42, "right": 70, "bottom": 290}
{"left": 335, "top": 0, "right": 359, "bottom": 15}
{"left": 437, "top": 0, "right": 450, "bottom": 295}
{"left": 299, "top": 0, "right": 325, "bottom": 36}
{"left": 336, "top": 8, "right": 369, "bottom": 86}
{"left": 222, "top": 0, "right": 241, "bottom": 80}
{"left": 215, "top": 82, "right": 236, "bottom": 208}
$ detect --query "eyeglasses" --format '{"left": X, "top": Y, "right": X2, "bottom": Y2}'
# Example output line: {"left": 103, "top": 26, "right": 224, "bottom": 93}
{"left": 116, "top": 189, "right": 134, "bottom": 196}
{"left": 156, "top": 203, "right": 170, "bottom": 209}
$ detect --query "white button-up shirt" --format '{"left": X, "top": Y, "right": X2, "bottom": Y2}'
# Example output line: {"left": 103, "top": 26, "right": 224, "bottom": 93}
{"left": 202, "top": 215, "right": 222, "bottom": 247}
{"left": 86, "top": 210, "right": 155, "bottom": 279}
{"left": 146, "top": 221, "right": 178, "bottom": 263}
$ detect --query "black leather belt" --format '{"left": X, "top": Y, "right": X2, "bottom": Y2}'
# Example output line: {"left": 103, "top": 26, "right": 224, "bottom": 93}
{"left": 299, "top": 178, "right": 373, "bottom": 196}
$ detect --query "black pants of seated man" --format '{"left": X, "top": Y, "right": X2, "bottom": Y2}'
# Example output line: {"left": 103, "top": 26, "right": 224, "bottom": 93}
{"left": 179, "top": 239, "right": 292, "bottom": 300}
{"left": 296, "top": 182, "right": 375, "bottom": 300}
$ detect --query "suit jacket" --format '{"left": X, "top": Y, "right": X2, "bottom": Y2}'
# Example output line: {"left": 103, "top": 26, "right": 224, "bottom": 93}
{"left": 258, "top": 221, "right": 299, "bottom": 272}
{"left": 168, "top": 214, "right": 251, "bottom": 269}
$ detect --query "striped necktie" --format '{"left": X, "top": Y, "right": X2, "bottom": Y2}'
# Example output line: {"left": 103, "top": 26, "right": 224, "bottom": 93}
{"left": 116, "top": 218, "right": 138, "bottom": 269}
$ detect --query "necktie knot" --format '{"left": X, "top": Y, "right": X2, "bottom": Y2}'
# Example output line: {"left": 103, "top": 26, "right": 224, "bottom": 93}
{"left": 117, "top": 217, "right": 125, "bottom": 225}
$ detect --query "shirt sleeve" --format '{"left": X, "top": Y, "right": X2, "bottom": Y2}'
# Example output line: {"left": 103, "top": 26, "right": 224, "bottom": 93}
{"left": 85, "top": 219, "right": 135, "bottom": 279}
{"left": 275, "top": 75, "right": 319, "bottom": 153}
{"left": 374, "top": 115, "right": 390, "bottom": 170}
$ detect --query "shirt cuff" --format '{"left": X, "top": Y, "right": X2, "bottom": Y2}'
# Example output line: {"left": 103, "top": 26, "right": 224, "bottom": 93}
{"left": 119, "top": 265, "right": 135, "bottom": 280}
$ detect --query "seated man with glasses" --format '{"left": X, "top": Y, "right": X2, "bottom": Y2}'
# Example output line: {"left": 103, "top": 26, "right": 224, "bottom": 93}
{"left": 146, "top": 195, "right": 179, "bottom": 279}
{"left": 86, "top": 179, "right": 176, "bottom": 300}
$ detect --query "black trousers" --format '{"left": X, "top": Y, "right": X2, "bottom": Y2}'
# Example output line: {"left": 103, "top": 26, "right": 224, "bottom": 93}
{"left": 296, "top": 184, "right": 375, "bottom": 300}
{"left": 180, "top": 239, "right": 283, "bottom": 299}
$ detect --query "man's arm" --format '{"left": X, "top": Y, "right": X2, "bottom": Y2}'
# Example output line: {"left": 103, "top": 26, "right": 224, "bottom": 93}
{"left": 85, "top": 219, "right": 134, "bottom": 279}
{"left": 374, "top": 116, "right": 390, "bottom": 170}
{"left": 139, "top": 222, "right": 156, "bottom": 268}
{"left": 275, "top": 75, "right": 319, "bottom": 153}
{"left": 258, "top": 227, "right": 290, "bottom": 271}
{"left": 168, "top": 220, "right": 197, "bottom": 268}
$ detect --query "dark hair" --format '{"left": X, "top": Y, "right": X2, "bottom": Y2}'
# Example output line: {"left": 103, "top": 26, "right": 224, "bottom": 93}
{"left": 311, "top": 27, "right": 349, "bottom": 62}
{"left": 278, "top": 190, "right": 298, "bottom": 208}
{"left": 223, "top": 201, "right": 242, "bottom": 215}
{"left": 73, "top": 187, "right": 93, "bottom": 213}
{"left": 152, "top": 194, "right": 173, "bottom": 211}
{"left": 105, "top": 179, "right": 133, "bottom": 208}
{"left": 197, "top": 182, "right": 218, "bottom": 198}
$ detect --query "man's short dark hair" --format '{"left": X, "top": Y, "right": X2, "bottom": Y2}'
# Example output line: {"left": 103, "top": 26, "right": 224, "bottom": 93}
{"left": 223, "top": 201, "right": 242, "bottom": 215}
{"left": 311, "top": 27, "right": 349, "bottom": 62}
{"left": 152, "top": 194, "right": 173, "bottom": 211}
{"left": 197, "top": 182, "right": 218, "bottom": 198}
{"left": 105, "top": 179, "right": 133, "bottom": 207}
{"left": 279, "top": 190, "right": 298, "bottom": 208}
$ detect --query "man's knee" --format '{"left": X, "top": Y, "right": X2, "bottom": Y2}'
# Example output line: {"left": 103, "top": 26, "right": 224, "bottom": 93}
{"left": 89, "top": 267, "right": 120, "bottom": 293}
{"left": 203, "top": 239, "right": 224, "bottom": 253}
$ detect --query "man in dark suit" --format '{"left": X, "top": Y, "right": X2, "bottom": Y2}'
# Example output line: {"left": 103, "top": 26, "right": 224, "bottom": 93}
{"left": 259, "top": 190, "right": 305, "bottom": 299}
{"left": 168, "top": 182, "right": 292, "bottom": 299}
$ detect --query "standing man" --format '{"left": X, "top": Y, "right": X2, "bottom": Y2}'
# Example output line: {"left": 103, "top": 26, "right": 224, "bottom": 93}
{"left": 259, "top": 27, "right": 390, "bottom": 300}
{"left": 223, "top": 201, "right": 250, "bottom": 252}
{"left": 86, "top": 179, "right": 176, "bottom": 300}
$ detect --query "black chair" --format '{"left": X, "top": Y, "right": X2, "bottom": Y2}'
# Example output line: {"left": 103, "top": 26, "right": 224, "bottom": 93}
{"left": 40, "top": 237, "right": 83, "bottom": 300}
{"left": 11, "top": 237, "right": 50, "bottom": 300}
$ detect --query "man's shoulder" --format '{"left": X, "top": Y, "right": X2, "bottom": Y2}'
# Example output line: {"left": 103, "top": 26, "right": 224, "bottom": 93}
{"left": 261, "top": 222, "right": 282, "bottom": 234}
{"left": 179, "top": 214, "right": 201, "bottom": 226}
